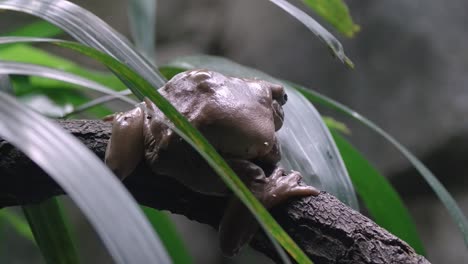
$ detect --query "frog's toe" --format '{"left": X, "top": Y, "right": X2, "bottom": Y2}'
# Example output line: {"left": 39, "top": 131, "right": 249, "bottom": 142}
{"left": 264, "top": 169, "right": 320, "bottom": 207}
{"left": 269, "top": 166, "right": 285, "bottom": 180}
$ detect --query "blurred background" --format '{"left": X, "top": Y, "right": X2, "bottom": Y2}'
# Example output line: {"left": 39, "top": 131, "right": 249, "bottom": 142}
{"left": 1, "top": 0, "right": 467, "bottom": 263}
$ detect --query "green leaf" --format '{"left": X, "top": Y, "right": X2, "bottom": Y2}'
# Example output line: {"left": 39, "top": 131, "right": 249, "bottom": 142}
{"left": 0, "top": 0, "right": 166, "bottom": 88}
{"left": 330, "top": 130, "right": 425, "bottom": 255}
{"left": 0, "top": 89, "right": 171, "bottom": 263}
{"left": 0, "top": 44, "right": 126, "bottom": 91}
{"left": 0, "top": 37, "right": 312, "bottom": 263}
{"left": 11, "top": 77, "right": 113, "bottom": 118}
{"left": 0, "top": 74, "right": 13, "bottom": 94}
{"left": 2, "top": 20, "right": 63, "bottom": 38}
{"left": 302, "top": 0, "right": 359, "bottom": 37}
{"left": 0, "top": 44, "right": 128, "bottom": 117}
{"left": 22, "top": 198, "right": 80, "bottom": 264}
{"left": 128, "top": 0, "right": 157, "bottom": 61}
{"left": 322, "top": 116, "right": 350, "bottom": 135}
{"left": 0, "top": 60, "right": 137, "bottom": 106}
{"left": 268, "top": 0, "right": 353, "bottom": 68}
{"left": 292, "top": 84, "right": 468, "bottom": 248}
{"left": 142, "top": 207, "right": 193, "bottom": 264}
{"left": 0, "top": 208, "right": 34, "bottom": 242}
{"left": 19, "top": 94, "right": 73, "bottom": 117}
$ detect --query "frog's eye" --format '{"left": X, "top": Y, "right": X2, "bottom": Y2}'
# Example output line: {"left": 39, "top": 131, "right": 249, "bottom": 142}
{"left": 278, "top": 93, "right": 288, "bottom": 105}
{"left": 189, "top": 69, "right": 212, "bottom": 82}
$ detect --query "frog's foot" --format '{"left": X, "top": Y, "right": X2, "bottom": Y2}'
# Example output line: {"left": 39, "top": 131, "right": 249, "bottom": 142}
{"left": 262, "top": 167, "right": 320, "bottom": 208}
{"left": 218, "top": 164, "right": 319, "bottom": 257}
{"left": 105, "top": 107, "right": 145, "bottom": 180}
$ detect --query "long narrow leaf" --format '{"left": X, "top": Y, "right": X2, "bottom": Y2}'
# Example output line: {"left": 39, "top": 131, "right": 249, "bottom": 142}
{"left": 142, "top": 207, "right": 193, "bottom": 264}
{"left": 302, "top": 0, "right": 359, "bottom": 37}
{"left": 268, "top": 0, "right": 353, "bottom": 68}
{"left": 0, "top": 37, "right": 313, "bottom": 263}
{"left": 0, "top": 0, "right": 166, "bottom": 90}
{"left": 22, "top": 198, "right": 80, "bottom": 264}
{"left": 62, "top": 90, "right": 134, "bottom": 118}
{"left": 291, "top": 84, "right": 468, "bottom": 247}
{"left": 2, "top": 19, "right": 62, "bottom": 38}
{"left": 0, "top": 44, "right": 125, "bottom": 90}
{"left": 128, "top": 0, "right": 156, "bottom": 61}
{"left": 167, "top": 55, "right": 359, "bottom": 209}
{"left": 0, "top": 209, "right": 34, "bottom": 242}
{"left": 0, "top": 91, "right": 171, "bottom": 263}
{"left": 0, "top": 60, "right": 137, "bottom": 105}
{"left": 330, "top": 131, "right": 425, "bottom": 254}
{"left": 0, "top": 74, "right": 13, "bottom": 94}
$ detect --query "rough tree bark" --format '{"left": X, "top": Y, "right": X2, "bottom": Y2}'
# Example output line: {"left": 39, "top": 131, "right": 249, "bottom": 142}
{"left": 0, "top": 119, "right": 429, "bottom": 264}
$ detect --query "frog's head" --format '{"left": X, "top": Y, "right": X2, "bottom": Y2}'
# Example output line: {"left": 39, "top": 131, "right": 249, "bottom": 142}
{"left": 162, "top": 69, "right": 288, "bottom": 162}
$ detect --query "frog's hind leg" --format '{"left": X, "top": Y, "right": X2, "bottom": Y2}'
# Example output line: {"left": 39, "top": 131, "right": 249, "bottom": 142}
{"left": 105, "top": 107, "right": 145, "bottom": 180}
{"left": 218, "top": 161, "right": 319, "bottom": 256}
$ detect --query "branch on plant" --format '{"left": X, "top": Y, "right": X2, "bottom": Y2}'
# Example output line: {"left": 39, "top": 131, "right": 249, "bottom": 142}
{"left": 0, "top": 119, "right": 429, "bottom": 264}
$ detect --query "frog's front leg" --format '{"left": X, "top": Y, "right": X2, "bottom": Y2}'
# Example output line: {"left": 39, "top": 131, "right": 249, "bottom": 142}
{"left": 218, "top": 161, "right": 319, "bottom": 256}
{"left": 105, "top": 106, "right": 145, "bottom": 180}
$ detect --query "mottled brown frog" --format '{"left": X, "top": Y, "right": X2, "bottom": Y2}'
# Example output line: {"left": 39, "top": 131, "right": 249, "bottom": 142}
{"left": 105, "top": 69, "right": 319, "bottom": 256}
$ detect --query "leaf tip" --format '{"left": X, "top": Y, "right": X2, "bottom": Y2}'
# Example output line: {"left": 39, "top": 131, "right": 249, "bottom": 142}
{"left": 344, "top": 56, "right": 355, "bottom": 69}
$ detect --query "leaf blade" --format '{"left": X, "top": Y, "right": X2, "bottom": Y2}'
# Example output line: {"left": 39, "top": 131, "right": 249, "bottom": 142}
{"left": 22, "top": 198, "right": 80, "bottom": 264}
{"left": 0, "top": 208, "right": 34, "bottom": 242}
{"left": 0, "top": 59, "right": 137, "bottom": 105}
{"left": 0, "top": 0, "right": 166, "bottom": 88}
{"left": 142, "top": 207, "right": 193, "bottom": 264}
{"left": 302, "top": 0, "right": 359, "bottom": 37}
{"left": 0, "top": 91, "right": 171, "bottom": 263}
{"left": 268, "top": 0, "right": 354, "bottom": 68}
{"left": 292, "top": 84, "right": 468, "bottom": 247}
{"left": 330, "top": 130, "right": 425, "bottom": 254}
{"left": 128, "top": 0, "right": 157, "bottom": 61}
{"left": 0, "top": 44, "right": 126, "bottom": 91}
{"left": 2, "top": 19, "right": 63, "bottom": 38}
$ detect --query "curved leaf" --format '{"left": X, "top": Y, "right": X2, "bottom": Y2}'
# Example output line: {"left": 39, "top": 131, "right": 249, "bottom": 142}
{"left": 23, "top": 198, "right": 80, "bottom": 264}
{"left": 0, "top": 91, "right": 171, "bottom": 263}
{"left": 62, "top": 90, "right": 133, "bottom": 118}
{"left": 292, "top": 84, "right": 468, "bottom": 247}
{"left": 0, "top": 209, "right": 34, "bottom": 242}
{"left": 0, "top": 74, "right": 13, "bottom": 94}
{"left": 0, "top": 0, "right": 166, "bottom": 89}
{"left": 2, "top": 19, "right": 62, "bottom": 38}
{"left": 268, "top": 0, "right": 353, "bottom": 68}
{"left": 302, "top": 0, "right": 359, "bottom": 37}
{"left": 167, "top": 55, "right": 359, "bottom": 209}
{"left": 142, "top": 207, "right": 193, "bottom": 264}
{"left": 0, "top": 60, "right": 138, "bottom": 105}
{"left": 0, "top": 44, "right": 125, "bottom": 91}
{"left": 0, "top": 37, "right": 312, "bottom": 263}
{"left": 128, "top": 0, "right": 156, "bottom": 61}
{"left": 331, "top": 131, "right": 425, "bottom": 255}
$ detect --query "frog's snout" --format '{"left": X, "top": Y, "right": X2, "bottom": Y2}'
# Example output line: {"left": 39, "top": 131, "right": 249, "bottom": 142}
{"left": 270, "top": 83, "right": 287, "bottom": 105}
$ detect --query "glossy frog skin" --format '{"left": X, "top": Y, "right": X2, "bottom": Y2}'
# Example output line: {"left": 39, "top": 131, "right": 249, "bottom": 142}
{"left": 105, "top": 69, "right": 319, "bottom": 256}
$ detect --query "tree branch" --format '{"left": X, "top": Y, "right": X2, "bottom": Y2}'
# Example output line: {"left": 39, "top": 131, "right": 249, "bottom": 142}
{"left": 0, "top": 119, "right": 429, "bottom": 264}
